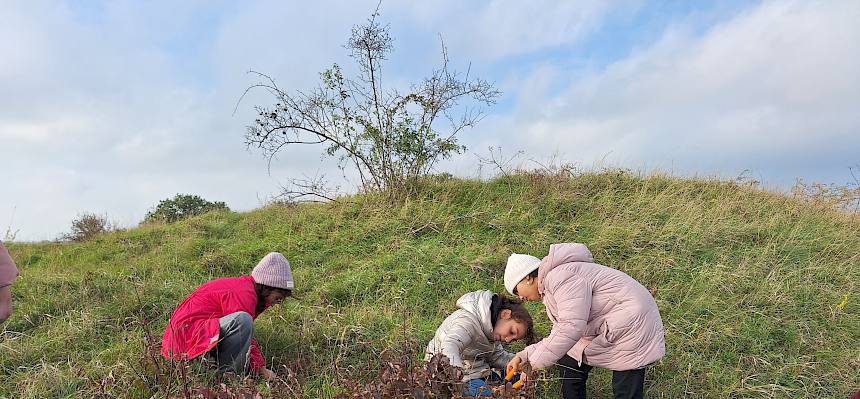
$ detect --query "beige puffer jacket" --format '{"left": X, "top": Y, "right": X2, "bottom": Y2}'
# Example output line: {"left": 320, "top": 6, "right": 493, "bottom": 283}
{"left": 425, "top": 290, "right": 515, "bottom": 380}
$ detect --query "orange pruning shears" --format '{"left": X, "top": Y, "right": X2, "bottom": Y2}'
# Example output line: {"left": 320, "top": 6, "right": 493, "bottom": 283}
{"left": 505, "top": 369, "right": 525, "bottom": 389}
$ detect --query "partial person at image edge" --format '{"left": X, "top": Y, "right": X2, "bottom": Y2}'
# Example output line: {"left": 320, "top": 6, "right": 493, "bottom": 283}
{"left": 0, "top": 240, "right": 19, "bottom": 324}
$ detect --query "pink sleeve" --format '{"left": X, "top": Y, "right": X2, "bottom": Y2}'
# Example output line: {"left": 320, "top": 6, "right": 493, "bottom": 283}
{"left": 248, "top": 339, "right": 266, "bottom": 371}
{"left": 517, "top": 272, "right": 590, "bottom": 370}
{"left": 0, "top": 242, "right": 19, "bottom": 288}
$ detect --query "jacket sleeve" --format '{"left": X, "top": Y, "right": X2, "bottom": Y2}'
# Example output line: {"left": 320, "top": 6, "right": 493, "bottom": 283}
{"left": 516, "top": 271, "right": 591, "bottom": 370}
{"left": 437, "top": 322, "right": 476, "bottom": 368}
{"left": 248, "top": 339, "right": 266, "bottom": 371}
{"left": 487, "top": 343, "right": 515, "bottom": 370}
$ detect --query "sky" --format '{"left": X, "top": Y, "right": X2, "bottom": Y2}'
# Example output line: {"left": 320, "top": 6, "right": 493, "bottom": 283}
{"left": 1, "top": 0, "right": 858, "bottom": 241}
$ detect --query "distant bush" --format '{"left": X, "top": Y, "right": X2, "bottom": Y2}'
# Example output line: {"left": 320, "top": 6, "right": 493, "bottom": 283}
{"left": 144, "top": 194, "right": 229, "bottom": 224}
{"left": 62, "top": 213, "right": 112, "bottom": 242}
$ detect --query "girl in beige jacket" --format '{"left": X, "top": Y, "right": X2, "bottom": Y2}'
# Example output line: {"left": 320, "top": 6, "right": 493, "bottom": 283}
{"left": 425, "top": 290, "right": 535, "bottom": 397}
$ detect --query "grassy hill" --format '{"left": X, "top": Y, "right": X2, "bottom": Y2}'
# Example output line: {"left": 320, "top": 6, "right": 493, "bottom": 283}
{"left": 1, "top": 171, "right": 858, "bottom": 398}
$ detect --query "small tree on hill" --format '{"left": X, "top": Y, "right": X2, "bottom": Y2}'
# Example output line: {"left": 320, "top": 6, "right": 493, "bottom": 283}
{"left": 242, "top": 9, "right": 499, "bottom": 199}
{"left": 144, "top": 194, "right": 229, "bottom": 224}
{"left": 62, "top": 213, "right": 112, "bottom": 242}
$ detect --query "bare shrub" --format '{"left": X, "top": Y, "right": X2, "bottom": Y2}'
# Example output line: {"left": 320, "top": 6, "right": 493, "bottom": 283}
{"left": 242, "top": 8, "right": 499, "bottom": 199}
{"left": 61, "top": 212, "right": 112, "bottom": 242}
{"left": 791, "top": 176, "right": 860, "bottom": 212}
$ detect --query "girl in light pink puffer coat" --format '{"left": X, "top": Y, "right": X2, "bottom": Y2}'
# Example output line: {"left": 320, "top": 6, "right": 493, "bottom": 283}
{"left": 504, "top": 243, "right": 665, "bottom": 399}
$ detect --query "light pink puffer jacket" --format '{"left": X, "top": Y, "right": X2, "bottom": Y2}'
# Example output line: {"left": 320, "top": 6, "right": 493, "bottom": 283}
{"left": 516, "top": 243, "right": 665, "bottom": 371}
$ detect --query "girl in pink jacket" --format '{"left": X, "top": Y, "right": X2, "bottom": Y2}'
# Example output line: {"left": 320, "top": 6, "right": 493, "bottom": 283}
{"left": 162, "top": 252, "right": 294, "bottom": 380}
{"left": 0, "top": 241, "right": 19, "bottom": 324}
{"left": 504, "top": 243, "right": 665, "bottom": 399}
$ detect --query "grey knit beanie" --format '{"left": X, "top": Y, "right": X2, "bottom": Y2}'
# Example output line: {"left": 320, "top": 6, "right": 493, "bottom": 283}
{"left": 251, "top": 252, "right": 294, "bottom": 290}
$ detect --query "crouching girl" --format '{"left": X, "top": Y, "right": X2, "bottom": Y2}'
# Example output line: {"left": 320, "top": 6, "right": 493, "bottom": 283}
{"left": 161, "top": 252, "right": 294, "bottom": 380}
{"left": 504, "top": 243, "right": 665, "bottom": 399}
{"left": 425, "top": 290, "right": 535, "bottom": 397}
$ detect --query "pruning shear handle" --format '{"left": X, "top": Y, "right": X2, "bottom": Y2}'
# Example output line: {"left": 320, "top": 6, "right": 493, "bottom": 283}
{"left": 504, "top": 370, "right": 525, "bottom": 389}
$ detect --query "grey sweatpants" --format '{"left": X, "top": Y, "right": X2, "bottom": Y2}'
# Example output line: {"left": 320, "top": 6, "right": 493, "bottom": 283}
{"left": 209, "top": 311, "right": 254, "bottom": 374}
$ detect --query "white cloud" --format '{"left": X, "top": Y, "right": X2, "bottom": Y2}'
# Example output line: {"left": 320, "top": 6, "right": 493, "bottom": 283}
{"left": 397, "top": 0, "right": 638, "bottom": 61}
{"left": 0, "top": 1, "right": 352, "bottom": 241}
{"left": 459, "top": 0, "right": 860, "bottom": 186}
{"left": 2, "top": 0, "right": 857, "bottom": 241}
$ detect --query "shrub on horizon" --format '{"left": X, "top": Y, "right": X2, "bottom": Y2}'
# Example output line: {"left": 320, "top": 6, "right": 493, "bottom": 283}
{"left": 144, "top": 194, "right": 229, "bottom": 224}
{"left": 61, "top": 212, "right": 112, "bottom": 242}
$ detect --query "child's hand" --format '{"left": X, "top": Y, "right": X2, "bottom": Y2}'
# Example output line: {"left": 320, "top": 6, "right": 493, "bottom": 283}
{"left": 259, "top": 367, "right": 277, "bottom": 381}
{"left": 506, "top": 356, "right": 522, "bottom": 375}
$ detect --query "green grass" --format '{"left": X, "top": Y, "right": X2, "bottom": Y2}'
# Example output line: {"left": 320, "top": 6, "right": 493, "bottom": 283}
{"left": 1, "top": 171, "right": 858, "bottom": 398}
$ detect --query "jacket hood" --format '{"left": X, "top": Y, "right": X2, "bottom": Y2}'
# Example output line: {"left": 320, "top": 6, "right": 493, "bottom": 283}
{"left": 538, "top": 243, "right": 594, "bottom": 289}
{"left": 455, "top": 290, "right": 495, "bottom": 338}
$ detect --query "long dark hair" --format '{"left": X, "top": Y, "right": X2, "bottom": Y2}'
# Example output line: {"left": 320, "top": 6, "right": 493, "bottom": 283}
{"left": 491, "top": 294, "right": 536, "bottom": 344}
{"left": 254, "top": 282, "right": 292, "bottom": 314}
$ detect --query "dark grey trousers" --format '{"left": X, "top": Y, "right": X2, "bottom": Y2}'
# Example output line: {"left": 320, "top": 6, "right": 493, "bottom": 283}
{"left": 557, "top": 355, "right": 647, "bottom": 399}
{"left": 208, "top": 311, "right": 254, "bottom": 374}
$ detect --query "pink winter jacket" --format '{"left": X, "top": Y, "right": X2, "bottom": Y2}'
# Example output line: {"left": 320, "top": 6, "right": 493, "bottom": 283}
{"left": 516, "top": 243, "right": 665, "bottom": 371}
{"left": 0, "top": 241, "right": 18, "bottom": 288}
{"left": 161, "top": 276, "right": 266, "bottom": 371}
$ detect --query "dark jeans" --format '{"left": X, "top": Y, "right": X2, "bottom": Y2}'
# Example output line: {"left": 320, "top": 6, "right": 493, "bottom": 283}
{"left": 557, "top": 355, "right": 646, "bottom": 399}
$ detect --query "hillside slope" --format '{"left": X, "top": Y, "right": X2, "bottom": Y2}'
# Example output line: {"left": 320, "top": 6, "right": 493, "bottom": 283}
{"left": 1, "top": 172, "right": 858, "bottom": 398}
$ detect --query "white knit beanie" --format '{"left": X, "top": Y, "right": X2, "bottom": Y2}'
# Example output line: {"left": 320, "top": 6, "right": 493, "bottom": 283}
{"left": 504, "top": 253, "right": 541, "bottom": 295}
{"left": 251, "top": 252, "right": 294, "bottom": 290}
